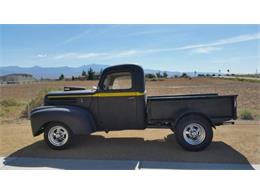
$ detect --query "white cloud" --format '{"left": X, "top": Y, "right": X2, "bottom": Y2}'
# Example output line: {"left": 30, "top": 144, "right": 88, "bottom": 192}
{"left": 78, "top": 52, "right": 108, "bottom": 59}
{"left": 192, "top": 47, "right": 222, "bottom": 54}
{"left": 53, "top": 33, "right": 260, "bottom": 60}
{"left": 54, "top": 52, "right": 77, "bottom": 59}
{"left": 123, "top": 30, "right": 167, "bottom": 37}
{"left": 53, "top": 50, "right": 141, "bottom": 60}
{"left": 37, "top": 54, "right": 47, "bottom": 58}
{"left": 175, "top": 32, "right": 260, "bottom": 50}
{"left": 63, "top": 30, "right": 89, "bottom": 44}
{"left": 113, "top": 50, "right": 139, "bottom": 57}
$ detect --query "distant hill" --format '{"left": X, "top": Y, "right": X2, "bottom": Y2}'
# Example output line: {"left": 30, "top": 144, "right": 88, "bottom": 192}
{"left": 0, "top": 64, "right": 107, "bottom": 79}
{"left": 0, "top": 64, "right": 216, "bottom": 79}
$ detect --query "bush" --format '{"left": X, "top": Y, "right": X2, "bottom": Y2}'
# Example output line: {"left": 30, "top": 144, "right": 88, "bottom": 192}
{"left": 181, "top": 73, "right": 188, "bottom": 78}
{"left": 145, "top": 73, "right": 156, "bottom": 79}
{"left": 240, "top": 110, "right": 254, "bottom": 120}
{"left": 150, "top": 78, "right": 164, "bottom": 82}
{"left": 0, "top": 99, "right": 24, "bottom": 118}
{"left": 21, "top": 88, "right": 57, "bottom": 118}
{"left": 0, "top": 99, "right": 21, "bottom": 107}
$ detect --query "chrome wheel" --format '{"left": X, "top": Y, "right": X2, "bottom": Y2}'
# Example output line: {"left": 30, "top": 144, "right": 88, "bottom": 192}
{"left": 48, "top": 125, "right": 69, "bottom": 146}
{"left": 183, "top": 123, "right": 206, "bottom": 145}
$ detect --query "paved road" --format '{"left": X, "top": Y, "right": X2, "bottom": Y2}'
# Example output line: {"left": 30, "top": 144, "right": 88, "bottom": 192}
{"left": 1, "top": 157, "right": 259, "bottom": 170}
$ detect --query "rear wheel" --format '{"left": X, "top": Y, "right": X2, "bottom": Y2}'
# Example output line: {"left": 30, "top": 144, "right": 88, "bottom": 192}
{"left": 175, "top": 115, "right": 213, "bottom": 151}
{"left": 44, "top": 122, "right": 73, "bottom": 150}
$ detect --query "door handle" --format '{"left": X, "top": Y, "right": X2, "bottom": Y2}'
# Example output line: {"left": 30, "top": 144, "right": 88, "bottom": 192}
{"left": 127, "top": 97, "right": 135, "bottom": 100}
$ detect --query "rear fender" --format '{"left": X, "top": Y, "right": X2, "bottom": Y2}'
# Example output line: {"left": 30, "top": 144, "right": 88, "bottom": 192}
{"left": 173, "top": 109, "right": 215, "bottom": 129}
{"left": 30, "top": 106, "right": 96, "bottom": 136}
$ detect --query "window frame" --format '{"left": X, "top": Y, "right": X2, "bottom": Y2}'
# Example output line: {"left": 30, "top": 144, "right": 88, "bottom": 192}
{"left": 98, "top": 71, "right": 134, "bottom": 92}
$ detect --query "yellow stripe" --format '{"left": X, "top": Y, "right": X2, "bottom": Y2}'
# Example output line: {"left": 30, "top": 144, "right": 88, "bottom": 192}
{"left": 48, "top": 92, "right": 145, "bottom": 99}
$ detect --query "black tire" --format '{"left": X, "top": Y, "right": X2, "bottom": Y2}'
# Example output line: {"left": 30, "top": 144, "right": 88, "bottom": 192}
{"left": 175, "top": 115, "right": 213, "bottom": 151}
{"left": 44, "top": 122, "right": 73, "bottom": 150}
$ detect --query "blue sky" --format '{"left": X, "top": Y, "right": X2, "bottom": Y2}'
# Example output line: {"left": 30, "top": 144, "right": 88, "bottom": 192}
{"left": 0, "top": 24, "right": 259, "bottom": 73}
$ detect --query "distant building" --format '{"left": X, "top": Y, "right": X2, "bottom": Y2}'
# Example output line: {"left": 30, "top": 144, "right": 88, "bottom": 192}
{"left": 0, "top": 73, "right": 37, "bottom": 84}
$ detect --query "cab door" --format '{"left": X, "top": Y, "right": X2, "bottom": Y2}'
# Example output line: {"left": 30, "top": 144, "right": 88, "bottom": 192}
{"left": 97, "top": 71, "right": 137, "bottom": 130}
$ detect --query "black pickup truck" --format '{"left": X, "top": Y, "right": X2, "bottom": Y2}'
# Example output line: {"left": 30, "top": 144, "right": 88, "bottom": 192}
{"left": 31, "top": 64, "right": 237, "bottom": 151}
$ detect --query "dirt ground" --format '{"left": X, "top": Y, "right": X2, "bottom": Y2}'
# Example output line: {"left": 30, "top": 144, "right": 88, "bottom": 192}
{"left": 0, "top": 78, "right": 259, "bottom": 166}
{"left": 0, "top": 119, "right": 259, "bottom": 165}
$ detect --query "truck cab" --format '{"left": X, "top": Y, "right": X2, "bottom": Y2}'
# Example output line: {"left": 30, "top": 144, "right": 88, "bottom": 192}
{"left": 94, "top": 64, "right": 147, "bottom": 130}
{"left": 31, "top": 64, "right": 237, "bottom": 151}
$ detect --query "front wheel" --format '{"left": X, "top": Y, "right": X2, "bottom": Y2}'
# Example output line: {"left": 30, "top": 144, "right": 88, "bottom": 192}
{"left": 44, "top": 122, "right": 73, "bottom": 150}
{"left": 175, "top": 115, "right": 213, "bottom": 151}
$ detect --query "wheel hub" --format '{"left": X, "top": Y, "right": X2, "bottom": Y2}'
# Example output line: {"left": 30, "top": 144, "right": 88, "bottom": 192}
{"left": 183, "top": 123, "right": 206, "bottom": 145}
{"left": 48, "top": 126, "right": 69, "bottom": 146}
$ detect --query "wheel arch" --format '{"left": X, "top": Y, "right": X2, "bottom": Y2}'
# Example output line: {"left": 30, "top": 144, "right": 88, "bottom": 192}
{"left": 30, "top": 106, "right": 96, "bottom": 136}
{"left": 173, "top": 110, "right": 215, "bottom": 130}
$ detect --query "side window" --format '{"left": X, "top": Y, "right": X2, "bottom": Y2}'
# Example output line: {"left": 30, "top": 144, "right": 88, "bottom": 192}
{"left": 102, "top": 72, "right": 132, "bottom": 90}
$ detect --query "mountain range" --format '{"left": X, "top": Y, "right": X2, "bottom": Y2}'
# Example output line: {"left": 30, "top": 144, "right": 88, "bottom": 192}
{"left": 0, "top": 64, "right": 215, "bottom": 79}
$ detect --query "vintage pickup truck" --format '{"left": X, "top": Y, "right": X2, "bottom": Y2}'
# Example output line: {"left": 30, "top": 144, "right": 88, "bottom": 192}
{"left": 31, "top": 64, "right": 237, "bottom": 151}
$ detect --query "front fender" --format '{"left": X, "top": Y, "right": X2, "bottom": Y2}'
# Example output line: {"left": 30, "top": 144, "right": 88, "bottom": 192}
{"left": 30, "top": 106, "right": 96, "bottom": 136}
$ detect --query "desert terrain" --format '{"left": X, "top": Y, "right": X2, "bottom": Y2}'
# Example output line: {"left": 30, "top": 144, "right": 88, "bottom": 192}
{"left": 0, "top": 77, "right": 259, "bottom": 166}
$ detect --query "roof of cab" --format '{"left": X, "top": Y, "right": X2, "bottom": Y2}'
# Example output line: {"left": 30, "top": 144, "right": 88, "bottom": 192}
{"left": 103, "top": 64, "right": 144, "bottom": 73}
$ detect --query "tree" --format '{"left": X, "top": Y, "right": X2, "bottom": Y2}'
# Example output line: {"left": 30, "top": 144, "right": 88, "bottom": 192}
{"left": 156, "top": 71, "right": 162, "bottom": 78}
{"left": 96, "top": 69, "right": 103, "bottom": 79}
{"left": 181, "top": 73, "right": 188, "bottom": 78}
{"left": 145, "top": 73, "right": 156, "bottom": 79}
{"left": 72, "top": 76, "right": 75, "bottom": 80}
{"left": 82, "top": 70, "right": 87, "bottom": 77}
{"left": 87, "top": 68, "right": 95, "bottom": 80}
{"left": 59, "top": 74, "right": 64, "bottom": 80}
{"left": 226, "top": 69, "right": 230, "bottom": 76}
{"left": 163, "top": 71, "right": 168, "bottom": 78}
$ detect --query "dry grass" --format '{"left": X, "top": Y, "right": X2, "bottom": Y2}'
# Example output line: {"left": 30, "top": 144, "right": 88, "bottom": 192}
{"left": 1, "top": 77, "right": 259, "bottom": 119}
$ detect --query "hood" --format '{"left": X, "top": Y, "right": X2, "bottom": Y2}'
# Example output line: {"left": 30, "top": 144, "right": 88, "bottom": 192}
{"left": 46, "top": 89, "right": 96, "bottom": 98}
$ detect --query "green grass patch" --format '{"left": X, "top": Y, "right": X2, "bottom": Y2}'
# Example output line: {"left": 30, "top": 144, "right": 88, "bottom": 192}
{"left": 239, "top": 110, "right": 254, "bottom": 120}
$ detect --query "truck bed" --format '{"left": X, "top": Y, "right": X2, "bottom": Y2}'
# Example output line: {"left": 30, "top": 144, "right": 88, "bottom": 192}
{"left": 147, "top": 93, "right": 237, "bottom": 126}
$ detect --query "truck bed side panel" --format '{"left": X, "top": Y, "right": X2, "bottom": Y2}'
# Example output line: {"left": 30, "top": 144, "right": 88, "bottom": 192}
{"left": 147, "top": 95, "right": 237, "bottom": 123}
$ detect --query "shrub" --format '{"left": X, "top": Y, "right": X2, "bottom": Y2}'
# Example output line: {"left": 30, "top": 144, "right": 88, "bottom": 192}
{"left": 0, "top": 99, "right": 24, "bottom": 118}
{"left": 59, "top": 74, "right": 65, "bottom": 80}
{"left": 0, "top": 99, "right": 21, "bottom": 107}
{"left": 163, "top": 71, "right": 168, "bottom": 78}
{"left": 21, "top": 88, "right": 57, "bottom": 118}
{"left": 240, "top": 110, "right": 254, "bottom": 120}
{"left": 181, "top": 73, "right": 188, "bottom": 78}
{"left": 145, "top": 73, "right": 156, "bottom": 79}
{"left": 150, "top": 78, "right": 164, "bottom": 82}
